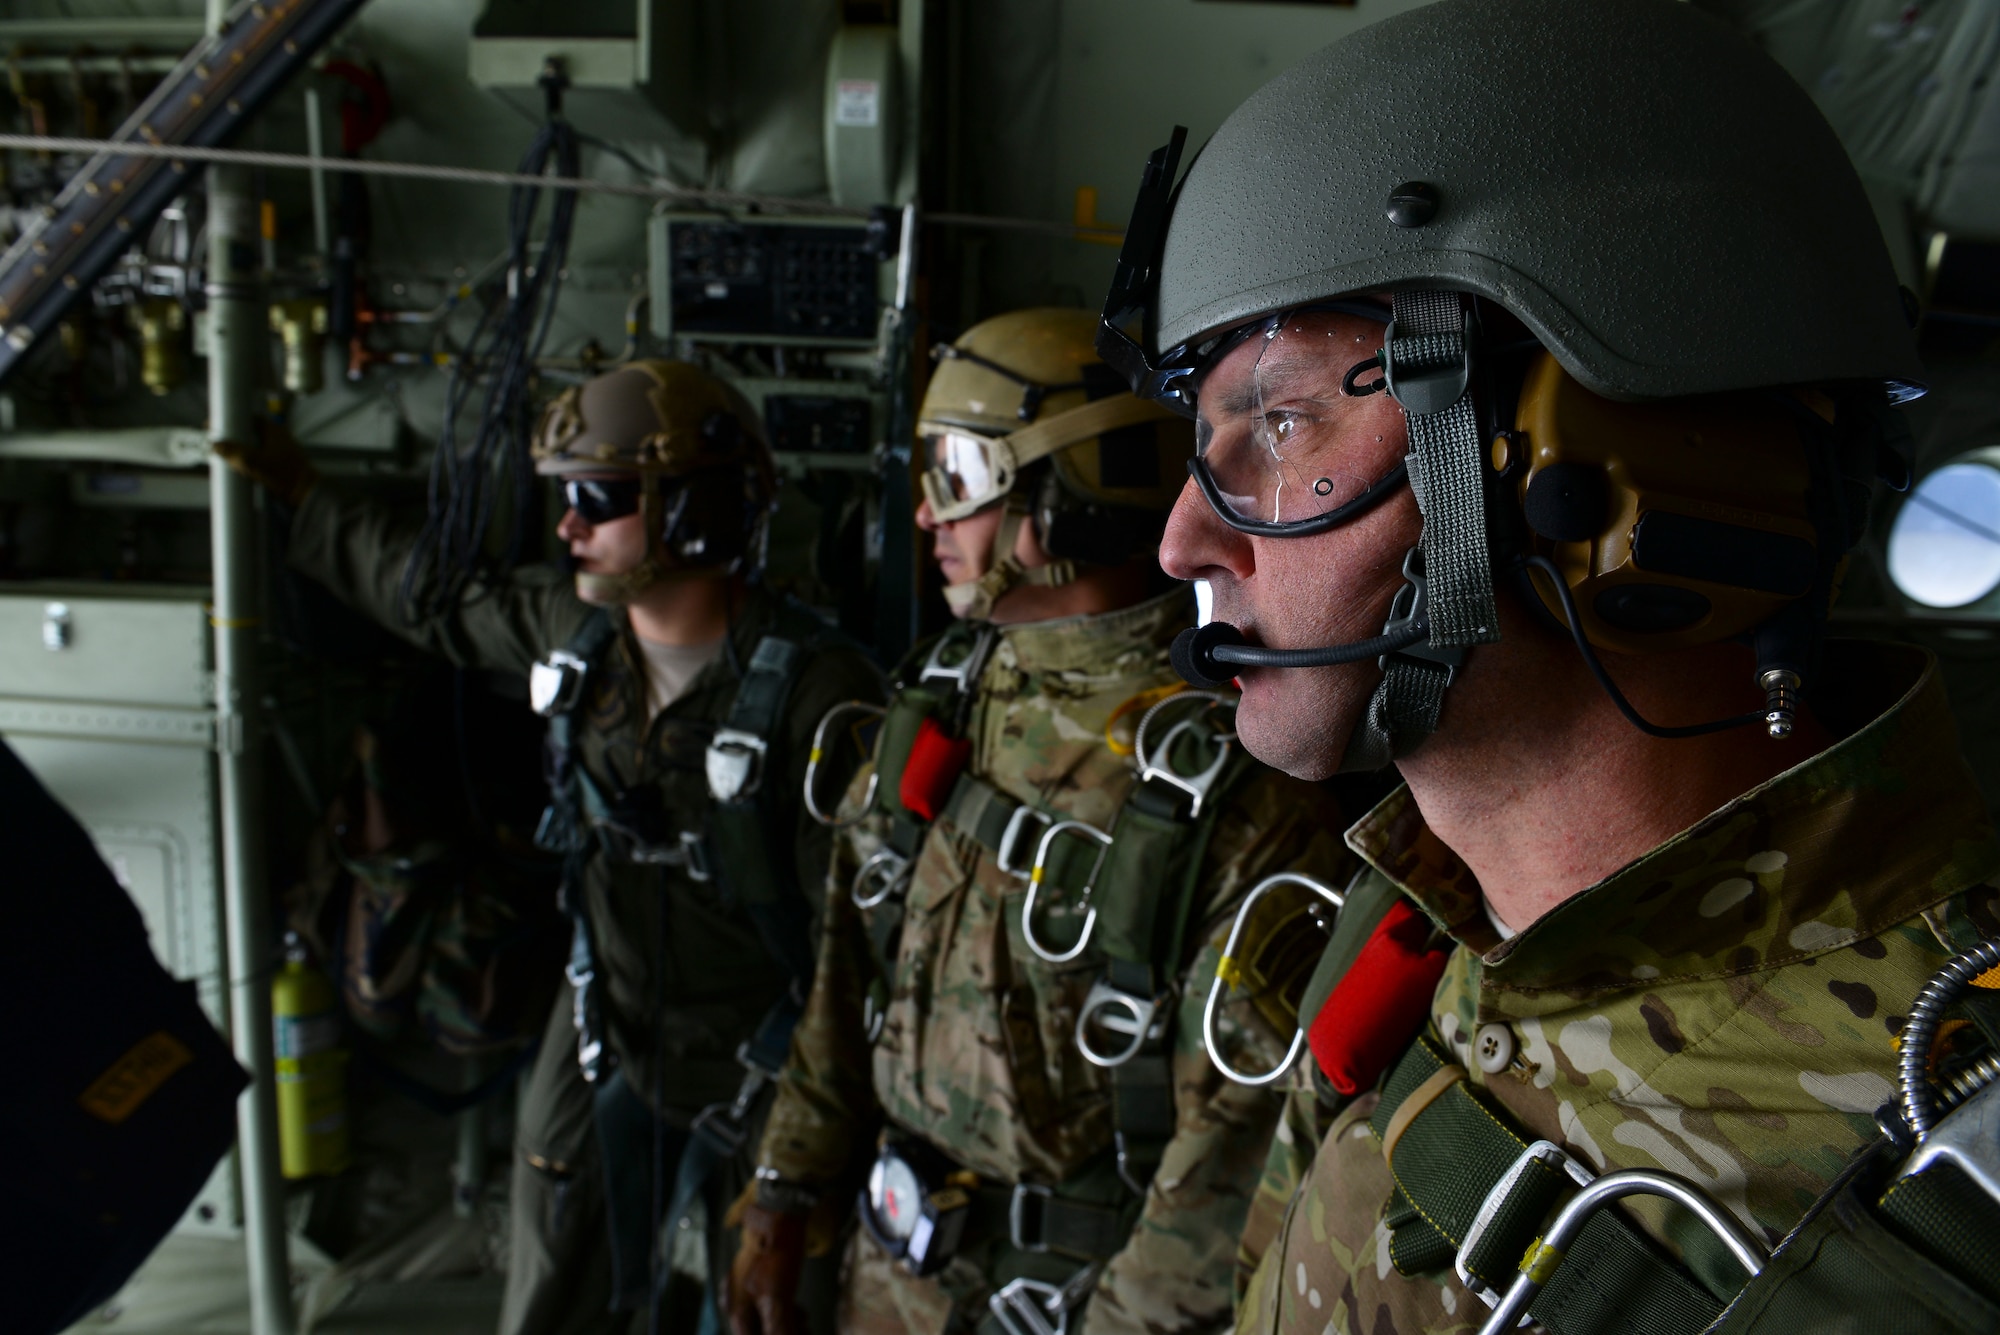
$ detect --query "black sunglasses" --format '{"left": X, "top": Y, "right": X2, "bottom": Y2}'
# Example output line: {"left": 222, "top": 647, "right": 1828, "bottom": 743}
{"left": 563, "top": 477, "right": 642, "bottom": 525}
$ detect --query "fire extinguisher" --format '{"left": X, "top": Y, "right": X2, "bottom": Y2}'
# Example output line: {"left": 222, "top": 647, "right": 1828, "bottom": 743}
{"left": 272, "top": 933, "right": 350, "bottom": 1179}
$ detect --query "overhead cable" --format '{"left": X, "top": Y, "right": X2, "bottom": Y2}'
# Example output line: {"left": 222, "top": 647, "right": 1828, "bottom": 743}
{"left": 0, "top": 132, "right": 1114, "bottom": 239}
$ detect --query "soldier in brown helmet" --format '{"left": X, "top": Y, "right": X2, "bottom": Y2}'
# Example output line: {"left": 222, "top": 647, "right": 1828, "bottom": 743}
{"left": 220, "top": 359, "right": 883, "bottom": 1334}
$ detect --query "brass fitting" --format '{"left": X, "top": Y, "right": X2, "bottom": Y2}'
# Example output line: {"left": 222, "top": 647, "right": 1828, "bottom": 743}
{"left": 269, "top": 298, "right": 330, "bottom": 395}
{"left": 127, "top": 299, "right": 187, "bottom": 396}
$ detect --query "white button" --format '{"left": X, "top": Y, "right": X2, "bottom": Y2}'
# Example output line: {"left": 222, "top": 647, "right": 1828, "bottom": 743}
{"left": 1474, "top": 1022, "right": 1515, "bottom": 1075}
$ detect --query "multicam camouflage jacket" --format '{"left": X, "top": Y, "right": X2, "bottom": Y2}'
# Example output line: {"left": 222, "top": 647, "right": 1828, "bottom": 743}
{"left": 286, "top": 483, "right": 883, "bottom": 1116}
{"left": 1239, "top": 641, "right": 2000, "bottom": 1335}
{"left": 756, "top": 588, "right": 1360, "bottom": 1335}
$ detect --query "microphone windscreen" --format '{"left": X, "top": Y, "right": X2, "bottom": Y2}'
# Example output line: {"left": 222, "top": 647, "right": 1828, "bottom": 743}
{"left": 1171, "top": 622, "right": 1242, "bottom": 690}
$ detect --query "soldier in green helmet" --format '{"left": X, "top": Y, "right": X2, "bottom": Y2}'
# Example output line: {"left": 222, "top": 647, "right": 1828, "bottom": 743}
{"left": 218, "top": 359, "right": 884, "bottom": 1334}
{"left": 1086, "top": 1, "right": 2000, "bottom": 1333}
{"left": 721, "top": 306, "right": 1372, "bottom": 1335}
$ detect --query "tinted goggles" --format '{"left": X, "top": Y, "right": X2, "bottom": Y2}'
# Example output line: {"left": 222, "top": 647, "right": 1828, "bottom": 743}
{"left": 563, "top": 477, "right": 642, "bottom": 525}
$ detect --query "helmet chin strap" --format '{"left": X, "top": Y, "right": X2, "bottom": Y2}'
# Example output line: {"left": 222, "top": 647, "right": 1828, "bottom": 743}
{"left": 941, "top": 495, "right": 1077, "bottom": 622}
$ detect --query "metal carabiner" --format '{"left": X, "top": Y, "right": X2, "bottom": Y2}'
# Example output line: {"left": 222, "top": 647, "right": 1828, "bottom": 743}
{"left": 1201, "top": 871, "right": 1346, "bottom": 1086}
{"left": 851, "top": 847, "right": 911, "bottom": 910}
{"left": 988, "top": 1278, "right": 1068, "bottom": 1335}
{"left": 1474, "top": 1170, "right": 1769, "bottom": 1335}
{"left": 1133, "top": 691, "right": 1237, "bottom": 818}
{"left": 803, "top": 700, "right": 885, "bottom": 828}
{"left": 1074, "top": 978, "right": 1169, "bottom": 1068}
{"left": 1020, "top": 820, "right": 1112, "bottom": 964}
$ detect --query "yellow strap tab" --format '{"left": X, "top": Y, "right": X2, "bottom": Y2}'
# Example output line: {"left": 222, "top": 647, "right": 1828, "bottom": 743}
{"left": 1973, "top": 962, "right": 2000, "bottom": 990}
{"left": 808, "top": 746, "right": 824, "bottom": 764}
{"left": 1381, "top": 1063, "right": 1468, "bottom": 1170}
{"left": 79, "top": 1030, "right": 193, "bottom": 1124}
{"left": 1215, "top": 955, "right": 1243, "bottom": 990}
{"left": 1030, "top": 866, "right": 1045, "bottom": 885}
{"left": 1521, "top": 1237, "right": 1566, "bottom": 1285}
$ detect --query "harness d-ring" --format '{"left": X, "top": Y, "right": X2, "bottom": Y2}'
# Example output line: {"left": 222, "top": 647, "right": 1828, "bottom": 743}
{"left": 1074, "top": 979, "right": 1167, "bottom": 1068}
{"left": 851, "top": 847, "right": 910, "bottom": 910}
{"left": 803, "top": 700, "right": 885, "bottom": 828}
{"left": 1474, "top": 1169, "right": 1768, "bottom": 1335}
{"left": 1132, "top": 691, "right": 1236, "bottom": 817}
{"left": 1020, "top": 820, "right": 1111, "bottom": 964}
{"left": 1201, "top": 871, "right": 1345, "bottom": 1086}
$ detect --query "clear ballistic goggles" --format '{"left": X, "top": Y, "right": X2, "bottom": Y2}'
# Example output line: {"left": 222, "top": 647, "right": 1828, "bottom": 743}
{"left": 1186, "top": 304, "right": 1411, "bottom": 539}
{"left": 917, "top": 393, "right": 1177, "bottom": 524}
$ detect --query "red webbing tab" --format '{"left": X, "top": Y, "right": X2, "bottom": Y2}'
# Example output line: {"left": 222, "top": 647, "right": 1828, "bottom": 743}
{"left": 898, "top": 717, "right": 971, "bottom": 822}
{"left": 1307, "top": 899, "right": 1453, "bottom": 1097}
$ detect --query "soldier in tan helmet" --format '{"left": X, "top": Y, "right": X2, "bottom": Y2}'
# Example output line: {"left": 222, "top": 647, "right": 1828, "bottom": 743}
{"left": 722, "top": 307, "right": 1374, "bottom": 1335}
{"left": 219, "top": 359, "right": 883, "bottom": 1334}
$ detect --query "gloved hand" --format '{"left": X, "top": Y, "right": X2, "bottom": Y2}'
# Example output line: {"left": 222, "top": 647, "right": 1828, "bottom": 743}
{"left": 212, "top": 419, "right": 318, "bottom": 508}
{"left": 724, "top": 1199, "right": 810, "bottom": 1335}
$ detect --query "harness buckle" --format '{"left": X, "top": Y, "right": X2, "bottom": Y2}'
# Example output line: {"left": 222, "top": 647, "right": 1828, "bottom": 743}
{"left": 1021, "top": 820, "right": 1112, "bottom": 964}
{"left": 1133, "top": 693, "right": 1236, "bottom": 819}
{"left": 987, "top": 1278, "right": 1067, "bottom": 1335}
{"left": 1074, "top": 978, "right": 1168, "bottom": 1069}
{"left": 706, "top": 727, "right": 769, "bottom": 803}
{"left": 996, "top": 803, "right": 1053, "bottom": 879}
{"left": 1381, "top": 547, "right": 1465, "bottom": 683}
{"left": 529, "top": 648, "right": 589, "bottom": 717}
{"left": 852, "top": 846, "right": 912, "bottom": 910}
{"left": 1895, "top": 1074, "right": 2000, "bottom": 1208}
{"left": 624, "top": 829, "right": 710, "bottom": 881}
{"left": 1008, "top": 1182, "right": 1054, "bottom": 1252}
{"left": 917, "top": 625, "right": 995, "bottom": 697}
{"left": 1455, "top": 1140, "right": 1594, "bottom": 1322}
{"left": 1201, "top": 870, "right": 1347, "bottom": 1086}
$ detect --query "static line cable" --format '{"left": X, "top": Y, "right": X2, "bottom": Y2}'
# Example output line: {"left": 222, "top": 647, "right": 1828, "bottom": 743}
{"left": 0, "top": 132, "right": 1110, "bottom": 238}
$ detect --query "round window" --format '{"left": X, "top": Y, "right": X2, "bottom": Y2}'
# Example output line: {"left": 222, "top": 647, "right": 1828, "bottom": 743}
{"left": 1887, "top": 458, "right": 2000, "bottom": 609}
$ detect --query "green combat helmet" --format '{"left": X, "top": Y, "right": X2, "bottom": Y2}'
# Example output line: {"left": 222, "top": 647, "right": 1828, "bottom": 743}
{"left": 532, "top": 358, "right": 776, "bottom": 604}
{"left": 1098, "top": 0, "right": 1921, "bottom": 770}
{"left": 919, "top": 306, "right": 1193, "bottom": 619}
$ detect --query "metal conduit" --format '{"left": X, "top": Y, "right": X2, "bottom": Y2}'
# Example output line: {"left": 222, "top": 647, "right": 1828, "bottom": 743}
{"left": 207, "top": 161, "right": 295, "bottom": 1335}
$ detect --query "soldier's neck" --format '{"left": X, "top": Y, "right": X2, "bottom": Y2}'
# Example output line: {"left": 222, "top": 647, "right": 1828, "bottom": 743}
{"left": 626, "top": 573, "right": 740, "bottom": 647}
{"left": 1394, "top": 595, "right": 1830, "bottom": 934}
{"left": 984, "top": 559, "right": 1161, "bottom": 626}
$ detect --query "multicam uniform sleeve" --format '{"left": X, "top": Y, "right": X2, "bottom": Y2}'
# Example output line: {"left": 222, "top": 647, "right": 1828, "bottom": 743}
{"left": 756, "top": 763, "right": 889, "bottom": 1187}
{"left": 285, "top": 481, "right": 587, "bottom": 673}
{"left": 1083, "top": 772, "right": 1359, "bottom": 1335}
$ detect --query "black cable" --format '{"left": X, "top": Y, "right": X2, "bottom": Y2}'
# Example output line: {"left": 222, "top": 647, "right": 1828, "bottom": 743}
{"left": 1518, "top": 555, "right": 1763, "bottom": 739}
{"left": 398, "top": 110, "right": 581, "bottom": 624}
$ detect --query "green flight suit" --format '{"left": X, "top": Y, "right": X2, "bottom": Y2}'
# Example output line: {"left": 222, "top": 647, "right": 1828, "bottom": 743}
{"left": 1239, "top": 641, "right": 2000, "bottom": 1335}
{"left": 755, "top": 588, "right": 1362, "bottom": 1335}
{"left": 285, "top": 483, "right": 884, "bottom": 1334}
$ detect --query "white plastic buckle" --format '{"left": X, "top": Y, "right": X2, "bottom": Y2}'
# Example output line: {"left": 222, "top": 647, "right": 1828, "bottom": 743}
{"left": 1074, "top": 978, "right": 1168, "bottom": 1069}
{"left": 996, "top": 804, "right": 1053, "bottom": 879}
{"left": 1020, "top": 820, "right": 1111, "bottom": 964}
{"left": 706, "top": 727, "right": 769, "bottom": 803}
{"left": 529, "top": 649, "right": 589, "bottom": 717}
{"left": 1455, "top": 1140, "right": 1594, "bottom": 1320}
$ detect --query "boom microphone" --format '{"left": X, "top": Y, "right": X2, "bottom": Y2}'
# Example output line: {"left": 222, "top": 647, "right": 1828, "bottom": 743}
{"left": 1170, "top": 620, "right": 1430, "bottom": 690}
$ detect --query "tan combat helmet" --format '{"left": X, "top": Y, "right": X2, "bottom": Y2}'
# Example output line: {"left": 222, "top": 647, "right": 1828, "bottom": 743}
{"left": 533, "top": 359, "right": 776, "bottom": 603}
{"left": 918, "top": 307, "right": 1192, "bottom": 619}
